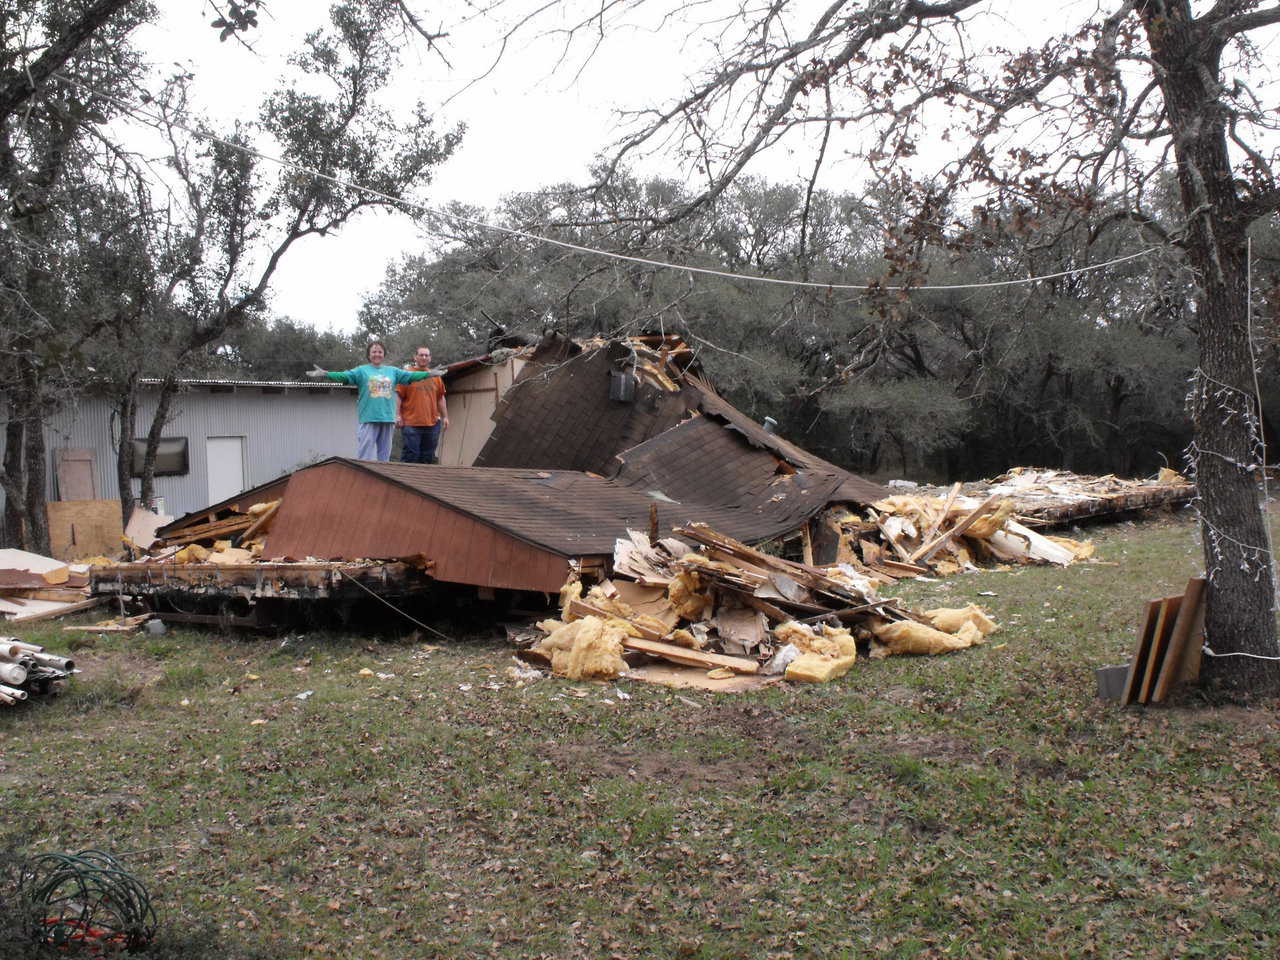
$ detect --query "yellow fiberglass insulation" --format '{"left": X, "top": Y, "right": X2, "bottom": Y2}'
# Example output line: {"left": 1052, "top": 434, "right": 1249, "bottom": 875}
{"left": 668, "top": 628, "right": 705, "bottom": 649}
{"left": 559, "top": 577, "right": 583, "bottom": 615}
{"left": 923, "top": 604, "right": 998, "bottom": 638}
{"left": 1048, "top": 535, "right": 1095, "bottom": 560}
{"left": 533, "top": 616, "right": 627, "bottom": 680}
{"left": 680, "top": 553, "right": 743, "bottom": 576}
{"left": 964, "top": 499, "right": 1017, "bottom": 540}
{"left": 786, "top": 651, "right": 857, "bottom": 683}
{"left": 174, "top": 543, "right": 210, "bottom": 564}
{"left": 668, "top": 570, "right": 713, "bottom": 621}
{"left": 775, "top": 620, "right": 858, "bottom": 661}
{"left": 871, "top": 619, "right": 975, "bottom": 655}
{"left": 584, "top": 584, "right": 637, "bottom": 620}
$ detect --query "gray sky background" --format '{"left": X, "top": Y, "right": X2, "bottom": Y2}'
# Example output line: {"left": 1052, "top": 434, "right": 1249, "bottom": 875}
{"left": 130, "top": 1, "right": 703, "bottom": 332}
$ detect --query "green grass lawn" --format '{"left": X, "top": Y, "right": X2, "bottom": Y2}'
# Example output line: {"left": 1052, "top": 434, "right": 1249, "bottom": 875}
{"left": 3, "top": 509, "right": 1278, "bottom": 959}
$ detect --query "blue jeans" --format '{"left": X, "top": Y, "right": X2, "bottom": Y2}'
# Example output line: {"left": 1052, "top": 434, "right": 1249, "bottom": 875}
{"left": 400, "top": 423, "right": 441, "bottom": 464}
{"left": 356, "top": 421, "right": 394, "bottom": 461}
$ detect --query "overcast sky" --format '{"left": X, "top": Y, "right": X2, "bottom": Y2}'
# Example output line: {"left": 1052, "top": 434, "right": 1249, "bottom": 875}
{"left": 128, "top": 2, "right": 703, "bottom": 332}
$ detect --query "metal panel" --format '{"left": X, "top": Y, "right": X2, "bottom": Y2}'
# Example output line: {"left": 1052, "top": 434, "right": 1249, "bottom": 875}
{"left": 265, "top": 461, "right": 571, "bottom": 592}
{"left": 35, "top": 384, "right": 358, "bottom": 518}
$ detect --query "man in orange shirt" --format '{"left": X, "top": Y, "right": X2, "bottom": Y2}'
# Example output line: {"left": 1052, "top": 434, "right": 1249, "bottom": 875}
{"left": 396, "top": 346, "right": 449, "bottom": 463}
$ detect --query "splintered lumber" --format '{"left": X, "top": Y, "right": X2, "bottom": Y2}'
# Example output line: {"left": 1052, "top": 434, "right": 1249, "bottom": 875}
{"left": 675, "top": 523, "right": 869, "bottom": 603}
{"left": 1150, "top": 577, "right": 1208, "bottom": 702}
{"left": 566, "top": 597, "right": 758, "bottom": 673}
{"left": 1121, "top": 600, "right": 1161, "bottom": 707}
{"left": 1138, "top": 595, "right": 1183, "bottom": 704}
{"left": 909, "top": 492, "right": 1004, "bottom": 564}
{"left": 622, "top": 637, "right": 760, "bottom": 674}
{"left": 161, "top": 514, "right": 254, "bottom": 547}
{"left": 916, "top": 481, "right": 962, "bottom": 549}
{"left": 238, "top": 501, "right": 280, "bottom": 544}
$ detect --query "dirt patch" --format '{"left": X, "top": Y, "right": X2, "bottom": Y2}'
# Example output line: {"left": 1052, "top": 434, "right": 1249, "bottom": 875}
{"left": 866, "top": 733, "right": 985, "bottom": 765}
{"left": 701, "top": 701, "right": 822, "bottom": 756}
{"left": 556, "top": 743, "right": 764, "bottom": 792}
{"left": 879, "top": 686, "right": 921, "bottom": 707}
{"left": 1165, "top": 703, "right": 1280, "bottom": 732}
{"left": 71, "top": 649, "right": 165, "bottom": 686}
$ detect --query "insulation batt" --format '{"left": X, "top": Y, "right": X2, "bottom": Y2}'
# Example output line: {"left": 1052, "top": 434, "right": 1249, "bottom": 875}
{"left": 786, "top": 652, "right": 857, "bottom": 683}
{"left": 871, "top": 619, "right": 983, "bottom": 656}
{"left": 923, "top": 605, "right": 998, "bottom": 637}
{"left": 583, "top": 583, "right": 636, "bottom": 620}
{"left": 173, "top": 544, "right": 209, "bottom": 564}
{"left": 773, "top": 620, "right": 857, "bottom": 660}
{"left": 559, "top": 578, "right": 583, "bottom": 615}
{"left": 964, "top": 499, "right": 1017, "bottom": 539}
{"left": 533, "top": 616, "right": 627, "bottom": 680}
{"left": 668, "top": 570, "right": 713, "bottom": 621}
{"left": 775, "top": 620, "right": 858, "bottom": 683}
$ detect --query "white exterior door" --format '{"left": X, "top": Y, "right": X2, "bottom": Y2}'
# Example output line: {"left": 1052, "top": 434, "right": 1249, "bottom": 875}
{"left": 206, "top": 436, "right": 246, "bottom": 504}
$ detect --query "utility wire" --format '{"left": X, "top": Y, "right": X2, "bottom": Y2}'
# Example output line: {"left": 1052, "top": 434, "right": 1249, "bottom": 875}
{"left": 54, "top": 72, "right": 1160, "bottom": 293}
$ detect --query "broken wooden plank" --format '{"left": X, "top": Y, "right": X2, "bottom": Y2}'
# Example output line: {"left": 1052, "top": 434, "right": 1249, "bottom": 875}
{"left": 160, "top": 514, "right": 253, "bottom": 547}
{"left": 915, "top": 481, "right": 962, "bottom": 549}
{"left": 910, "top": 492, "right": 1004, "bottom": 564}
{"left": 621, "top": 637, "right": 760, "bottom": 674}
{"left": 238, "top": 500, "right": 280, "bottom": 544}
{"left": 1151, "top": 577, "right": 1207, "bottom": 702}
{"left": 1138, "top": 595, "right": 1183, "bottom": 704}
{"left": 1120, "top": 599, "right": 1161, "bottom": 707}
{"left": 6, "top": 596, "right": 106, "bottom": 624}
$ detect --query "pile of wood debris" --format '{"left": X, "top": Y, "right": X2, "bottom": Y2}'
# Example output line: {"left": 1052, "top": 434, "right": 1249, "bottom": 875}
{"left": 932, "top": 466, "right": 1194, "bottom": 524}
{"left": 804, "top": 467, "right": 1189, "bottom": 583}
{"left": 0, "top": 637, "right": 75, "bottom": 706}
{"left": 523, "top": 523, "right": 999, "bottom": 686}
{"left": 0, "top": 549, "right": 103, "bottom": 624}
{"left": 122, "top": 499, "right": 281, "bottom": 564}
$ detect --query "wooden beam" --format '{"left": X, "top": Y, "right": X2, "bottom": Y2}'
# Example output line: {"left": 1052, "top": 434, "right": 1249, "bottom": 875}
{"left": 1120, "top": 599, "right": 1161, "bottom": 707}
{"left": 1138, "top": 595, "right": 1182, "bottom": 704}
{"left": 566, "top": 597, "right": 759, "bottom": 673}
{"left": 909, "top": 492, "right": 1004, "bottom": 564}
{"left": 7, "top": 596, "right": 106, "bottom": 624}
{"left": 1151, "top": 577, "right": 1207, "bottom": 702}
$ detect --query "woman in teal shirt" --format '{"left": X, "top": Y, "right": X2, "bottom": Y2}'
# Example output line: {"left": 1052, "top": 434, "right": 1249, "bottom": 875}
{"left": 307, "top": 342, "right": 440, "bottom": 461}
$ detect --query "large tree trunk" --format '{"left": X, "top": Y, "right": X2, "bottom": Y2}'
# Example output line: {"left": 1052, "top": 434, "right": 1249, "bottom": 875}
{"left": 1142, "top": 1, "right": 1280, "bottom": 697}
{"left": 115, "top": 382, "right": 138, "bottom": 527}
{"left": 1, "top": 414, "right": 27, "bottom": 549}
{"left": 21, "top": 402, "right": 50, "bottom": 556}
{"left": 139, "top": 376, "right": 178, "bottom": 507}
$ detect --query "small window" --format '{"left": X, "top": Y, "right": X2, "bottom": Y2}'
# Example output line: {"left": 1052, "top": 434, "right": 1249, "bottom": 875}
{"left": 131, "top": 437, "right": 189, "bottom": 477}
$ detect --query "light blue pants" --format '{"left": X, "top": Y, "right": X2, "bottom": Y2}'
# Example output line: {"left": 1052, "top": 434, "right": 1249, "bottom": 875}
{"left": 356, "top": 421, "right": 394, "bottom": 461}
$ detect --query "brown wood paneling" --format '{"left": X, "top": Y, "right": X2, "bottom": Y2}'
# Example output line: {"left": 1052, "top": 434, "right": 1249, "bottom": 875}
{"left": 267, "top": 461, "right": 570, "bottom": 592}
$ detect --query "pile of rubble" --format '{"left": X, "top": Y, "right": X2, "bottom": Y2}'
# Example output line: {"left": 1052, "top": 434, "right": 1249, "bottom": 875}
{"left": 835, "top": 488, "right": 1096, "bottom": 579}
{"left": 125, "top": 499, "right": 280, "bottom": 564}
{"left": 523, "top": 523, "right": 999, "bottom": 686}
{"left": 0, "top": 637, "right": 75, "bottom": 706}
{"left": 0, "top": 549, "right": 102, "bottom": 624}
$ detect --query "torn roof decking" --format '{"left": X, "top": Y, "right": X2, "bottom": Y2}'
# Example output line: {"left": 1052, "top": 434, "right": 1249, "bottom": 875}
{"left": 263, "top": 454, "right": 863, "bottom": 592}
{"left": 473, "top": 336, "right": 701, "bottom": 476}
{"left": 474, "top": 333, "right": 886, "bottom": 506}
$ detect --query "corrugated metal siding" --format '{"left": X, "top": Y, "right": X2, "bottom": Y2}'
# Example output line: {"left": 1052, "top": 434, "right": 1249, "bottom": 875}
{"left": 34, "top": 385, "right": 358, "bottom": 517}
{"left": 265, "top": 461, "right": 571, "bottom": 592}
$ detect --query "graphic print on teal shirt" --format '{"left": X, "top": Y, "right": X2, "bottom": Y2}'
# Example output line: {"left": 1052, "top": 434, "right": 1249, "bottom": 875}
{"left": 326, "top": 364, "right": 436, "bottom": 423}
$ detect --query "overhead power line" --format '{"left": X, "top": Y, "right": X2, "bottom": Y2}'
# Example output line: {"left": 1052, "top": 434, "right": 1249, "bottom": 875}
{"left": 55, "top": 72, "right": 1160, "bottom": 292}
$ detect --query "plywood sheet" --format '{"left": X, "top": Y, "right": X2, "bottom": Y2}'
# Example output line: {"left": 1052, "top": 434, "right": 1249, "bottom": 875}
{"left": 46, "top": 500, "right": 124, "bottom": 562}
{"left": 625, "top": 663, "right": 774, "bottom": 692}
{"left": 55, "top": 448, "right": 97, "bottom": 501}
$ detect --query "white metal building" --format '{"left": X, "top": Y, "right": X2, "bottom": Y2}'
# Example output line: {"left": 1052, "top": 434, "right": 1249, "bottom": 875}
{"left": 38, "top": 379, "right": 358, "bottom": 517}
